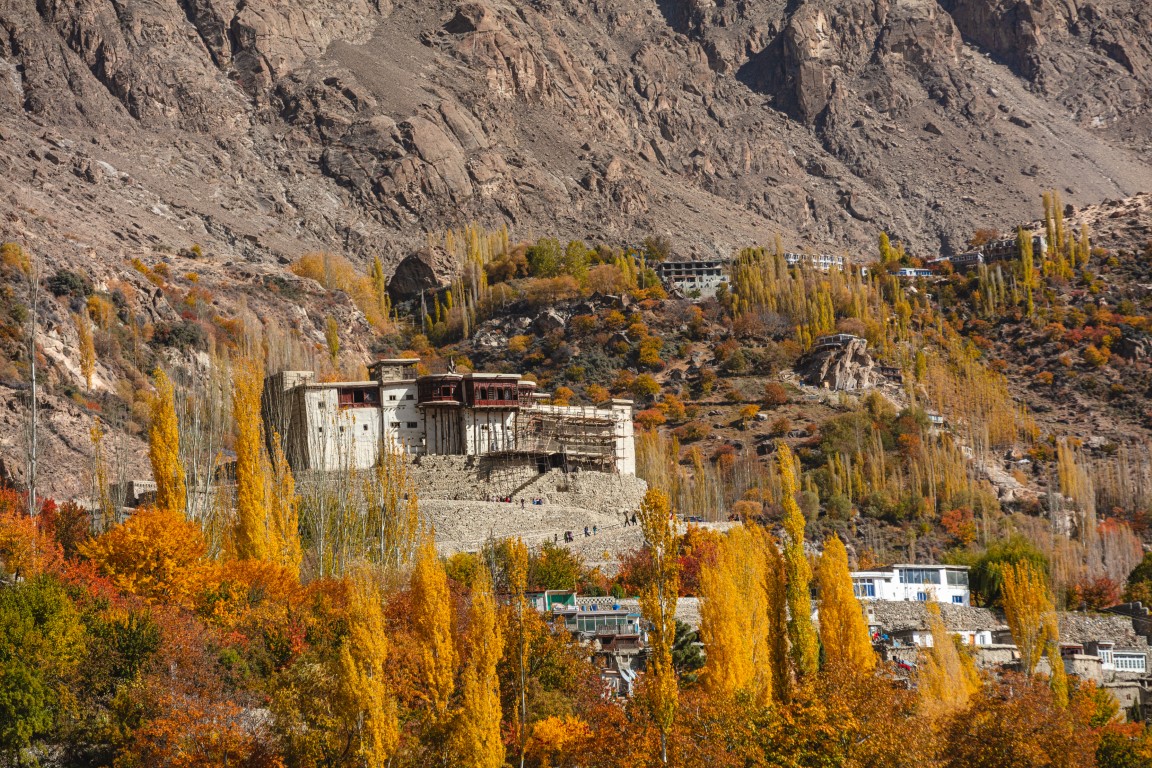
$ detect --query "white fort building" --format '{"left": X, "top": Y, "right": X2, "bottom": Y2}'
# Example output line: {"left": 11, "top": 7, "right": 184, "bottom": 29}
{"left": 265, "top": 359, "right": 636, "bottom": 476}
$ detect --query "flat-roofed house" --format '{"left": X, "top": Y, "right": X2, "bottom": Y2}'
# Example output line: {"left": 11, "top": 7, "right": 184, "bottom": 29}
{"left": 851, "top": 564, "right": 971, "bottom": 606}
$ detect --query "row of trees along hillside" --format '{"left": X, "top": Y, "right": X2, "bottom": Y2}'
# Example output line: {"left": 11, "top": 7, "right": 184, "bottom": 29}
{"left": 721, "top": 242, "right": 1033, "bottom": 461}
{"left": 615, "top": 212, "right": 1145, "bottom": 611}
{"left": 416, "top": 224, "right": 667, "bottom": 345}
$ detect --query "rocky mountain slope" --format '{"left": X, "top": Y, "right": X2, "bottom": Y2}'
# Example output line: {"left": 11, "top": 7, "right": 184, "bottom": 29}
{"left": 3, "top": 0, "right": 1152, "bottom": 496}
{"left": 1, "top": 0, "right": 1150, "bottom": 266}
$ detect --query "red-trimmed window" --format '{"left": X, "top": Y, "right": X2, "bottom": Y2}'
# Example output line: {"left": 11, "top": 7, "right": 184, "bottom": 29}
{"left": 337, "top": 387, "right": 379, "bottom": 408}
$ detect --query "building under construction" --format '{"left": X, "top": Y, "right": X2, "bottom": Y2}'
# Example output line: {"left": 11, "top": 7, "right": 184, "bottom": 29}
{"left": 265, "top": 360, "right": 636, "bottom": 476}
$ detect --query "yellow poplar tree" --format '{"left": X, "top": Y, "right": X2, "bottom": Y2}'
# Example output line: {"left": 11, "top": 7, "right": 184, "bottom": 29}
{"left": 1019, "top": 227, "right": 1035, "bottom": 318}
{"left": 778, "top": 442, "right": 819, "bottom": 681}
{"left": 233, "top": 356, "right": 270, "bottom": 561}
{"left": 699, "top": 524, "right": 772, "bottom": 704}
{"left": 815, "top": 535, "right": 875, "bottom": 673}
{"left": 325, "top": 316, "right": 340, "bottom": 367}
{"left": 452, "top": 566, "right": 505, "bottom": 768}
{"left": 1045, "top": 610, "right": 1069, "bottom": 708}
{"left": 637, "top": 488, "right": 679, "bottom": 765}
{"left": 338, "top": 568, "right": 399, "bottom": 767}
{"left": 918, "top": 600, "right": 980, "bottom": 714}
{"left": 75, "top": 310, "right": 95, "bottom": 390}
{"left": 763, "top": 531, "right": 791, "bottom": 702}
{"left": 879, "top": 232, "right": 893, "bottom": 264}
{"left": 1001, "top": 561, "right": 1051, "bottom": 677}
{"left": 148, "top": 369, "right": 186, "bottom": 517}
{"left": 268, "top": 433, "right": 302, "bottom": 578}
{"left": 411, "top": 532, "right": 457, "bottom": 721}
{"left": 366, "top": 442, "right": 422, "bottom": 572}
{"left": 507, "top": 537, "right": 531, "bottom": 763}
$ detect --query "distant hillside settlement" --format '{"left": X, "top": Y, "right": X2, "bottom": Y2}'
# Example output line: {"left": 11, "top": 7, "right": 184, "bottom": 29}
{"left": 652, "top": 231, "right": 1050, "bottom": 297}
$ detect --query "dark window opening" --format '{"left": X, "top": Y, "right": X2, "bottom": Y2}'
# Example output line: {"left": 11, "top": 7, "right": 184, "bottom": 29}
{"left": 338, "top": 387, "right": 379, "bottom": 407}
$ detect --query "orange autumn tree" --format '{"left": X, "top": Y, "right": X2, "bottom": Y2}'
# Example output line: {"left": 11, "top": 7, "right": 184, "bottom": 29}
{"left": 524, "top": 716, "right": 591, "bottom": 768}
{"left": 815, "top": 535, "right": 875, "bottom": 674}
{"left": 149, "top": 369, "right": 187, "bottom": 517}
{"left": 941, "top": 674, "right": 1097, "bottom": 768}
{"left": 0, "top": 489, "right": 63, "bottom": 579}
{"left": 79, "top": 507, "right": 207, "bottom": 606}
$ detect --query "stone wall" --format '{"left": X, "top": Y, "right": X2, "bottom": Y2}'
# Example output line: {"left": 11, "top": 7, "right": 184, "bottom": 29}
{"left": 407, "top": 455, "right": 647, "bottom": 515}
{"left": 1059, "top": 612, "right": 1146, "bottom": 647}
{"left": 864, "top": 600, "right": 1004, "bottom": 633}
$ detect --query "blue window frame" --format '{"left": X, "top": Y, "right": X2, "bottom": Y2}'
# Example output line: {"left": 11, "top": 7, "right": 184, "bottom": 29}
{"left": 916, "top": 592, "right": 928, "bottom": 602}
{"left": 952, "top": 595, "right": 964, "bottom": 604}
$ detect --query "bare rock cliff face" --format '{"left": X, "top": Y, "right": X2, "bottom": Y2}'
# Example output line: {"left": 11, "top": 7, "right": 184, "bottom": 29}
{"left": 1, "top": 0, "right": 1150, "bottom": 262}
{"left": 796, "top": 337, "right": 878, "bottom": 391}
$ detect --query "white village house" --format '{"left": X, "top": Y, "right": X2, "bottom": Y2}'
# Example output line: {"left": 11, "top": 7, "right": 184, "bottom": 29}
{"left": 851, "top": 564, "right": 972, "bottom": 606}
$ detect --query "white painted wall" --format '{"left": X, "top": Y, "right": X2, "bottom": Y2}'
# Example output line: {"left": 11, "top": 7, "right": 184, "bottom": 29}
{"left": 852, "top": 565, "right": 971, "bottom": 606}
{"left": 302, "top": 388, "right": 382, "bottom": 471}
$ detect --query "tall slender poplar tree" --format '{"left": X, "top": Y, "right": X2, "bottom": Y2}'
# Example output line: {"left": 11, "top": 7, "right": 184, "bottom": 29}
{"left": 637, "top": 488, "right": 679, "bottom": 764}
{"left": 411, "top": 532, "right": 457, "bottom": 722}
{"left": 763, "top": 530, "right": 791, "bottom": 702}
{"left": 268, "top": 434, "right": 302, "bottom": 578}
{"left": 149, "top": 369, "right": 186, "bottom": 517}
{"left": 919, "top": 600, "right": 979, "bottom": 714}
{"left": 1002, "top": 561, "right": 1051, "bottom": 677}
{"left": 452, "top": 566, "right": 505, "bottom": 768}
{"left": 338, "top": 568, "right": 399, "bottom": 768}
{"left": 699, "top": 524, "right": 772, "bottom": 704}
{"left": 76, "top": 310, "right": 95, "bottom": 391}
{"left": 815, "top": 535, "right": 876, "bottom": 673}
{"left": 507, "top": 537, "right": 530, "bottom": 768}
{"left": 233, "top": 356, "right": 269, "bottom": 561}
{"left": 778, "top": 442, "right": 819, "bottom": 681}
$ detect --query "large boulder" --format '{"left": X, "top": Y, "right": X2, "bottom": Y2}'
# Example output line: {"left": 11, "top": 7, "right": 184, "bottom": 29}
{"left": 387, "top": 247, "right": 455, "bottom": 301}
{"left": 1115, "top": 330, "right": 1152, "bottom": 361}
{"left": 796, "top": 336, "right": 877, "bottom": 391}
{"left": 532, "top": 309, "right": 567, "bottom": 335}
